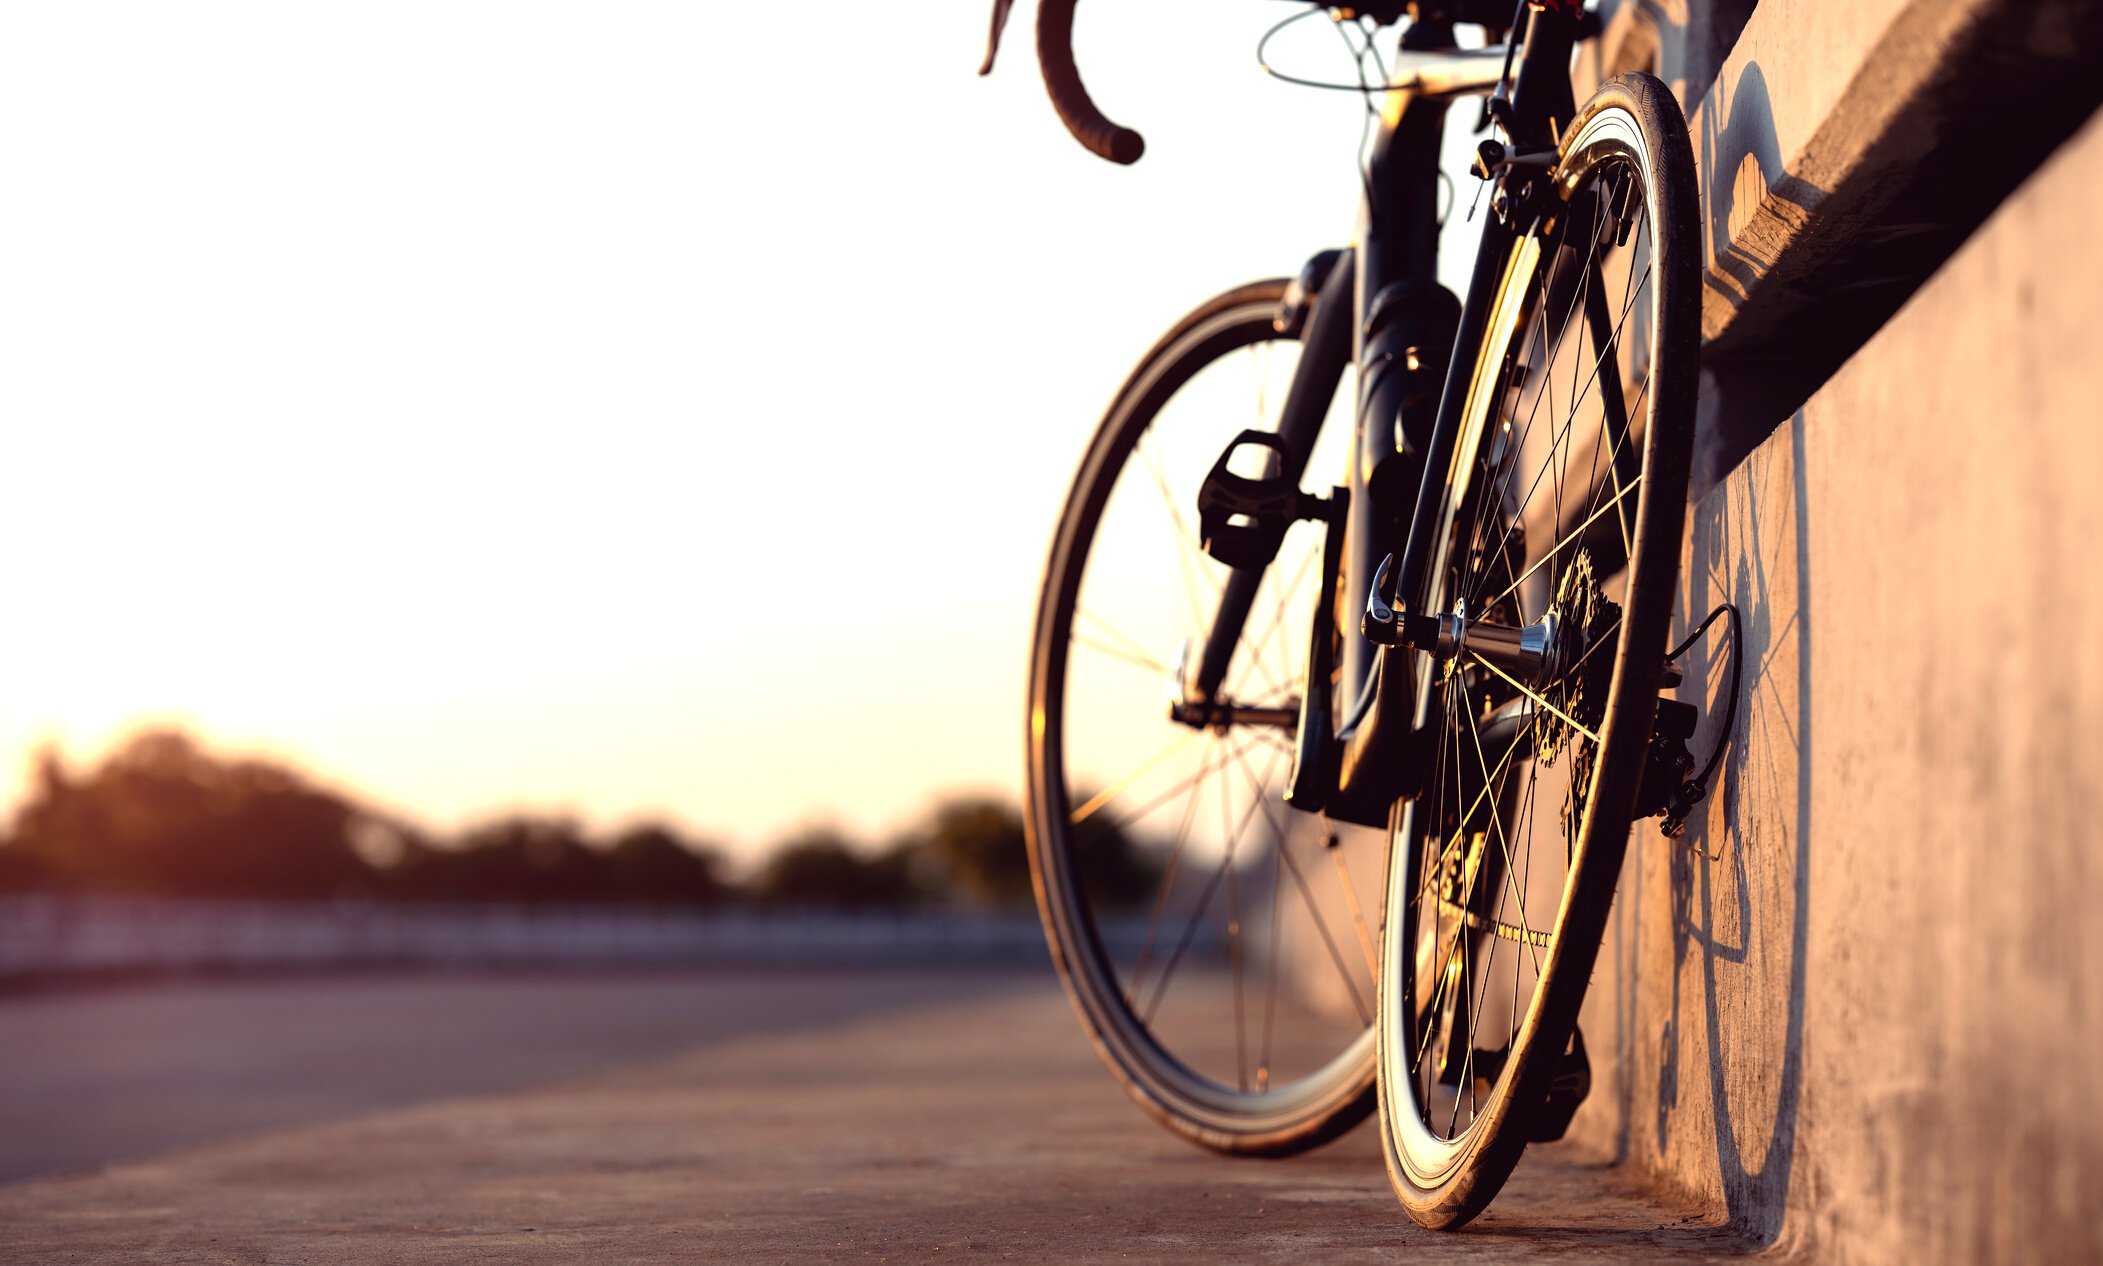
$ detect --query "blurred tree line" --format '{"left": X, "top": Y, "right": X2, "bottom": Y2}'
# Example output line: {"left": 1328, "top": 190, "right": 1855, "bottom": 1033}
{"left": 0, "top": 729, "right": 1157, "bottom": 909}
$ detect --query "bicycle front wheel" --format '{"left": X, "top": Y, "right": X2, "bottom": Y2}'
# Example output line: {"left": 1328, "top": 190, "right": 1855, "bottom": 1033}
{"left": 1026, "top": 279, "right": 1386, "bottom": 1155}
{"left": 1374, "top": 72, "right": 1702, "bottom": 1226}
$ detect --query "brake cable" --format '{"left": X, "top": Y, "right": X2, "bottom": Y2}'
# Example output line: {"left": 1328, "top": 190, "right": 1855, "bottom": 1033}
{"left": 1658, "top": 602, "right": 1743, "bottom": 847}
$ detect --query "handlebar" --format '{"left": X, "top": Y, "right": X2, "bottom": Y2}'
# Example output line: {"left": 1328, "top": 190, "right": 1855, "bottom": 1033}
{"left": 985, "top": 1, "right": 1543, "bottom": 167}
{"left": 979, "top": 0, "right": 1144, "bottom": 165}
{"left": 1034, "top": 0, "right": 1145, "bottom": 166}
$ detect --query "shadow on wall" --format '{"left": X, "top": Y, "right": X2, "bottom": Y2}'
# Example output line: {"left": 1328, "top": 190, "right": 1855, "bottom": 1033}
{"left": 1596, "top": 0, "right": 1756, "bottom": 111}
{"left": 1698, "top": 58, "right": 1792, "bottom": 318}
{"left": 1651, "top": 407, "right": 1813, "bottom": 1243}
{"left": 1690, "top": 59, "right": 1837, "bottom": 499}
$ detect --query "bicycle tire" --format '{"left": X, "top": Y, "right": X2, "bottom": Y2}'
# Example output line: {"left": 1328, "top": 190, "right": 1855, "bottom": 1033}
{"left": 1373, "top": 71, "right": 1701, "bottom": 1226}
{"left": 1026, "top": 279, "right": 1385, "bottom": 1155}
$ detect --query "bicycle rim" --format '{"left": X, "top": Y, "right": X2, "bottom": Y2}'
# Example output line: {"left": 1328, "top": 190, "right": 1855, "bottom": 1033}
{"left": 1375, "top": 73, "right": 1701, "bottom": 1225}
{"left": 1027, "top": 281, "right": 1385, "bottom": 1154}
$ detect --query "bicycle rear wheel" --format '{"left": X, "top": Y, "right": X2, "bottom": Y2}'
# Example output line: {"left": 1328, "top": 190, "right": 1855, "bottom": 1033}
{"left": 1026, "top": 279, "right": 1385, "bottom": 1155}
{"left": 1374, "top": 72, "right": 1702, "bottom": 1226}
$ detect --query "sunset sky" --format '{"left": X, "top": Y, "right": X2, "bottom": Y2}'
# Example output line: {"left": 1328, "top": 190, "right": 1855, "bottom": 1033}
{"left": 0, "top": 2, "right": 1476, "bottom": 862}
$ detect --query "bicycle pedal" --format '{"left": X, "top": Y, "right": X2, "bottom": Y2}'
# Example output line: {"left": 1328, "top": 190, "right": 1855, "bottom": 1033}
{"left": 1527, "top": 1025, "right": 1591, "bottom": 1142}
{"left": 1195, "top": 430, "right": 1326, "bottom": 569}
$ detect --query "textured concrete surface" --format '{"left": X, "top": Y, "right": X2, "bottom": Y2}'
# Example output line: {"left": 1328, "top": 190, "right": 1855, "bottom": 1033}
{"left": 0, "top": 969, "right": 1027, "bottom": 1184}
{"left": 1679, "top": 0, "right": 2099, "bottom": 349}
{"left": 1570, "top": 93, "right": 2103, "bottom": 1264}
{"left": 0, "top": 972, "right": 1741, "bottom": 1263}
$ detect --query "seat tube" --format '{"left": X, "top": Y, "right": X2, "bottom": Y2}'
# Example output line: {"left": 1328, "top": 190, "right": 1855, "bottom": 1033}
{"left": 1392, "top": 214, "right": 1517, "bottom": 612}
{"left": 1185, "top": 250, "right": 1355, "bottom": 703}
{"left": 1341, "top": 79, "right": 1451, "bottom": 713}
{"left": 1391, "top": 6, "right": 1575, "bottom": 611}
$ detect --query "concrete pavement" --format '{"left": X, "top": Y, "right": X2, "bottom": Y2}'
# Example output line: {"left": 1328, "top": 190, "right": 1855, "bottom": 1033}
{"left": 0, "top": 970, "right": 1742, "bottom": 1262}
{"left": 0, "top": 968, "right": 1029, "bottom": 1185}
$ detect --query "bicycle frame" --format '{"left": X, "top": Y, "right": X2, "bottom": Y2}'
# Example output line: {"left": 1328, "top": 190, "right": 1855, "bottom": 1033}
{"left": 1178, "top": 7, "right": 1581, "bottom": 828}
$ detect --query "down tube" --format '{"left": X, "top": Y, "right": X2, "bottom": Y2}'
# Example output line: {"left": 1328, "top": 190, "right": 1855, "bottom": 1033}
{"left": 1337, "top": 85, "right": 1452, "bottom": 728}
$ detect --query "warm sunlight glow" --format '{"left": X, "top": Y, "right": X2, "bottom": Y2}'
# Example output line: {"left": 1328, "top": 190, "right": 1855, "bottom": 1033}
{"left": 0, "top": 1, "right": 1479, "bottom": 859}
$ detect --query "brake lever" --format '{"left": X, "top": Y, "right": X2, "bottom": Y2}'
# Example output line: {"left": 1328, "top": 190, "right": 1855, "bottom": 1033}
{"left": 978, "top": 0, "right": 1016, "bottom": 75}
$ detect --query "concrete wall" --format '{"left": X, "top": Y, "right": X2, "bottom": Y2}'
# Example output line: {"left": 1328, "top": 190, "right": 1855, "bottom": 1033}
{"left": 1568, "top": 96, "right": 2103, "bottom": 1263}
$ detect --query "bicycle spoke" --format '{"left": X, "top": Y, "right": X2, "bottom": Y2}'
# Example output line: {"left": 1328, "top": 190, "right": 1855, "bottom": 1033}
{"left": 1330, "top": 842, "right": 1380, "bottom": 982}
{"left": 1577, "top": 358, "right": 1654, "bottom": 562}
{"left": 1228, "top": 538, "right": 1320, "bottom": 710}
{"left": 1244, "top": 338, "right": 1261, "bottom": 435}
{"left": 1450, "top": 939, "right": 1484, "bottom": 1135}
{"left": 1438, "top": 710, "right": 1488, "bottom": 1135}
{"left": 1141, "top": 745, "right": 1280, "bottom": 1024}
{"left": 1239, "top": 750, "right": 1371, "bottom": 1025}
{"left": 1460, "top": 680, "right": 1548, "bottom": 977}
{"left": 1074, "top": 608, "right": 1170, "bottom": 676}
{"left": 1559, "top": 607, "right": 1625, "bottom": 682}
{"left": 1579, "top": 212, "right": 1649, "bottom": 561}
{"left": 1478, "top": 474, "right": 1643, "bottom": 614}
{"left": 1227, "top": 545, "right": 1319, "bottom": 706}
{"left": 1505, "top": 199, "right": 1592, "bottom": 500}
{"left": 1266, "top": 545, "right": 1325, "bottom": 691}
{"left": 1136, "top": 434, "right": 1219, "bottom": 632}
{"left": 1460, "top": 194, "right": 1594, "bottom": 587}
{"left": 1469, "top": 260, "right": 1653, "bottom": 612}
{"left": 1410, "top": 717, "right": 1540, "bottom": 1103}
{"left": 1411, "top": 677, "right": 1468, "bottom": 1076}
{"left": 1247, "top": 726, "right": 1297, "bottom": 756}
{"left": 1541, "top": 256, "right": 1651, "bottom": 517}
{"left": 1411, "top": 673, "right": 1458, "bottom": 922}
{"left": 1508, "top": 734, "right": 1546, "bottom": 1068}
{"left": 1125, "top": 735, "right": 1216, "bottom": 1007}
{"left": 1568, "top": 211, "right": 1597, "bottom": 456}
{"left": 1222, "top": 765, "right": 1249, "bottom": 1093}
{"left": 1068, "top": 730, "right": 1202, "bottom": 826}
{"left": 1258, "top": 811, "right": 1286, "bottom": 1093}
{"left": 1226, "top": 625, "right": 1291, "bottom": 709}
{"left": 1102, "top": 734, "right": 1253, "bottom": 833}
{"left": 1071, "top": 633, "right": 1170, "bottom": 675}
{"left": 1421, "top": 697, "right": 1538, "bottom": 902}
{"left": 1424, "top": 677, "right": 1543, "bottom": 1132}
{"left": 1469, "top": 652, "right": 1600, "bottom": 746}
{"left": 1245, "top": 681, "right": 1303, "bottom": 710}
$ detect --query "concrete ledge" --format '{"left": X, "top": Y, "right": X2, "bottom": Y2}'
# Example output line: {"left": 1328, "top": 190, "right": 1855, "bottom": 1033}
{"left": 1687, "top": 0, "right": 2098, "bottom": 344}
{"left": 1589, "top": 0, "right": 2102, "bottom": 493}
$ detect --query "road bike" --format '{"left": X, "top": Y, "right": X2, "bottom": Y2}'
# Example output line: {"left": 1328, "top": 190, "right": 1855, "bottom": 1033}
{"left": 987, "top": 0, "right": 1721, "bottom": 1228}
